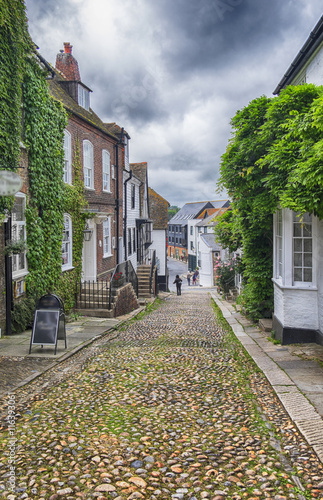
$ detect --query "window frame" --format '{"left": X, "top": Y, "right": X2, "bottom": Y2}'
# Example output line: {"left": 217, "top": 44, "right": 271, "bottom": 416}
{"left": 132, "top": 227, "right": 136, "bottom": 254}
{"left": 103, "top": 217, "right": 112, "bottom": 258}
{"left": 62, "top": 214, "right": 73, "bottom": 271}
{"left": 102, "top": 149, "right": 111, "bottom": 192}
{"left": 131, "top": 184, "right": 136, "bottom": 209}
{"left": 12, "top": 193, "right": 28, "bottom": 279}
{"left": 78, "top": 84, "right": 90, "bottom": 111}
{"left": 63, "top": 130, "right": 72, "bottom": 184}
{"left": 83, "top": 140, "right": 94, "bottom": 189}
{"left": 293, "top": 212, "right": 313, "bottom": 285}
{"left": 274, "top": 209, "right": 283, "bottom": 280}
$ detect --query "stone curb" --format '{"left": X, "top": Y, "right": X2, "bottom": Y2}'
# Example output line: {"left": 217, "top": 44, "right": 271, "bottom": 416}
{"left": 210, "top": 291, "right": 323, "bottom": 464}
{"left": 7, "top": 305, "right": 147, "bottom": 394}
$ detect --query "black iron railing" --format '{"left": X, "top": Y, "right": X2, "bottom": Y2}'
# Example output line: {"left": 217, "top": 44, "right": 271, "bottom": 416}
{"left": 109, "top": 260, "right": 138, "bottom": 309}
{"left": 149, "top": 250, "right": 158, "bottom": 296}
{"left": 75, "top": 279, "right": 110, "bottom": 309}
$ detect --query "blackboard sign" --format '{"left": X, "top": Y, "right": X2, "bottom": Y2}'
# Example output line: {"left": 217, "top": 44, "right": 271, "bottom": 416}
{"left": 32, "top": 310, "right": 59, "bottom": 345}
{"left": 29, "top": 294, "right": 67, "bottom": 355}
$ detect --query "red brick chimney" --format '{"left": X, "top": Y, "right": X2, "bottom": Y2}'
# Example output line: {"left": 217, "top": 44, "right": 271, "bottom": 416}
{"left": 55, "top": 42, "right": 81, "bottom": 81}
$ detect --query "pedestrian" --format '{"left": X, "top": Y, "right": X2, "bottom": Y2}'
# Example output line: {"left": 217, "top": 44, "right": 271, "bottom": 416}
{"left": 194, "top": 269, "right": 199, "bottom": 286}
{"left": 192, "top": 272, "right": 196, "bottom": 286}
{"left": 187, "top": 270, "right": 192, "bottom": 286}
{"left": 173, "top": 274, "right": 182, "bottom": 295}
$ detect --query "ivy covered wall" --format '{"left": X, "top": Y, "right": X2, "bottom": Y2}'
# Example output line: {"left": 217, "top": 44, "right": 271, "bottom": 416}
{"left": 0, "top": 0, "right": 31, "bottom": 215}
{"left": 1, "top": 0, "right": 90, "bottom": 332}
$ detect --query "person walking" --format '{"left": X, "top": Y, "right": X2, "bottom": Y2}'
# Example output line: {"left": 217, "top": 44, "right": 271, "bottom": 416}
{"left": 173, "top": 274, "right": 182, "bottom": 295}
{"left": 187, "top": 270, "right": 192, "bottom": 286}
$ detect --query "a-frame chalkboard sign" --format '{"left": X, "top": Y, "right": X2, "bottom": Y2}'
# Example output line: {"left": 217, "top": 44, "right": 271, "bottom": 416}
{"left": 29, "top": 294, "right": 67, "bottom": 355}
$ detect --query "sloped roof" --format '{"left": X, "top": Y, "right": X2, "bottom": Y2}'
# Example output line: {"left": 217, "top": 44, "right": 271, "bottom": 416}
{"left": 196, "top": 207, "right": 230, "bottom": 227}
{"left": 149, "top": 187, "right": 170, "bottom": 230}
{"left": 47, "top": 55, "right": 129, "bottom": 140}
{"left": 200, "top": 233, "right": 221, "bottom": 252}
{"left": 169, "top": 200, "right": 229, "bottom": 224}
{"left": 274, "top": 15, "right": 323, "bottom": 94}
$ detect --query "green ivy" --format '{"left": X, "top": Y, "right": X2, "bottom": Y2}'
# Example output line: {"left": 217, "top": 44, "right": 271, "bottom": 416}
{"left": 0, "top": 0, "right": 31, "bottom": 213}
{"left": 22, "top": 64, "right": 91, "bottom": 312}
{"left": 23, "top": 58, "right": 67, "bottom": 298}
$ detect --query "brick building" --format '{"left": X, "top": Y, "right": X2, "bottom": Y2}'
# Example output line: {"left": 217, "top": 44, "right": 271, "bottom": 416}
{"left": 50, "top": 43, "right": 129, "bottom": 281}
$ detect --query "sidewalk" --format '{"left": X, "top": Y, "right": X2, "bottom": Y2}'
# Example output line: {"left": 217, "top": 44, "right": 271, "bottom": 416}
{"left": 211, "top": 290, "right": 323, "bottom": 464}
{"left": 0, "top": 305, "right": 146, "bottom": 398}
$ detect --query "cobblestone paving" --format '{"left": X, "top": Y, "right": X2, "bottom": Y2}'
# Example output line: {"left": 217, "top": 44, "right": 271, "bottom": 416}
{"left": 0, "top": 292, "right": 323, "bottom": 500}
{"left": 0, "top": 357, "right": 55, "bottom": 398}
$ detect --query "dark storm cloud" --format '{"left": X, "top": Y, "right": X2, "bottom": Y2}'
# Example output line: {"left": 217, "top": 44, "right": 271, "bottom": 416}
{"left": 24, "top": 0, "right": 323, "bottom": 206}
{"left": 90, "top": 69, "right": 169, "bottom": 127}
{"left": 151, "top": 0, "right": 305, "bottom": 76}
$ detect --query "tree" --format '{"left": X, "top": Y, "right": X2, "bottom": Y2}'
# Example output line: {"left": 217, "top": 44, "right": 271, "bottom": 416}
{"left": 216, "top": 84, "right": 323, "bottom": 320}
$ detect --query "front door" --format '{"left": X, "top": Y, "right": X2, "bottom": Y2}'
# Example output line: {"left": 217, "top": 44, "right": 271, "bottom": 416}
{"left": 82, "top": 224, "right": 97, "bottom": 281}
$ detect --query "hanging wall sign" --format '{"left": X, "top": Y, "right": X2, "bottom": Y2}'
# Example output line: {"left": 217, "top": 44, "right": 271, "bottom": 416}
{"left": 0, "top": 171, "right": 23, "bottom": 196}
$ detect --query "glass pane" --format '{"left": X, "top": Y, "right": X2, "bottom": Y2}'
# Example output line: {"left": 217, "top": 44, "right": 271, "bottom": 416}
{"left": 304, "top": 239, "right": 312, "bottom": 252}
{"left": 294, "top": 253, "right": 302, "bottom": 267}
{"left": 302, "top": 213, "right": 311, "bottom": 223}
{"left": 294, "top": 268, "right": 302, "bottom": 282}
{"left": 303, "top": 224, "right": 312, "bottom": 237}
{"left": 293, "top": 239, "right": 302, "bottom": 252}
{"left": 304, "top": 253, "right": 312, "bottom": 267}
{"left": 304, "top": 268, "right": 312, "bottom": 282}
{"left": 18, "top": 253, "right": 25, "bottom": 270}
{"left": 293, "top": 223, "right": 302, "bottom": 237}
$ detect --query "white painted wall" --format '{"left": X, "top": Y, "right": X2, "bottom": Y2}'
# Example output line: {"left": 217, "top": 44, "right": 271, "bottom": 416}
{"left": 273, "top": 208, "right": 321, "bottom": 333}
{"left": 123, "top": 172, "right": 141, "bottom": 270}
{"left": 151, "top": 230, "right": 166, "bottom": 276}
{"left": 304, "top": 46, "right": 323, "bottom": 85}
{"left": 199, "top": 237, "right": 213, "bottom": 287}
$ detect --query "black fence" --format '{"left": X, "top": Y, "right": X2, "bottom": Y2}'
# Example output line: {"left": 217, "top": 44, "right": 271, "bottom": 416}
{"left": 109, "top": 260, "right": 138, "bottom": 308}
{"left": 75, "top": 279, "right": 110, "bottom": 309}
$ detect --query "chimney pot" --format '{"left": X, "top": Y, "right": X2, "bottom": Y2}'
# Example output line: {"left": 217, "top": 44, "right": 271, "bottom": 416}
{"left": 64, "top": 42, "right": 72, "bottom": 54}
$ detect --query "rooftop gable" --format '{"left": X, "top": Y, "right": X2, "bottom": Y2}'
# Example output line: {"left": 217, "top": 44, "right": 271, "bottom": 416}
{"left": 274, "top": 15, "right": 323, "bottom": 94}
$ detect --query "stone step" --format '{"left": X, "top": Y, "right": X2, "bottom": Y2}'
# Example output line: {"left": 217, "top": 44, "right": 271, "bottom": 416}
{"left": 74, "top": 308, "right": 114, "bottom": 318}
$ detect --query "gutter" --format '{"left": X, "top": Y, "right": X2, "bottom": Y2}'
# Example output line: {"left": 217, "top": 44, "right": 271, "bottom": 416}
{"left": 115, "top": 128, "right": 124, "bottom": 264}
{"left": 123, "top": 170, "right": 133, "bottom": 260}
{"left": 274, "top": 15, "right": 323, "bottom": 95}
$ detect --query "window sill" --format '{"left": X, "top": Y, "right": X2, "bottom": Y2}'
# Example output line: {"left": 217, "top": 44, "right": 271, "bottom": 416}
{"left": 12, "top": 270, "right": 28, "bottom": 280}
{"left": 84, "top": 187, "right": 95, "bottom": 191}
{"left": 103, "top": 253, "right": 113, "bottom": 259}
{"left": 272, "top": 278, "right": 317, "bottom": 291}
{"left": 62, "top": 265, "right": 74, "bottom": 272}
{"left": 103, "top": 189, "right": 112, "bottom": 194}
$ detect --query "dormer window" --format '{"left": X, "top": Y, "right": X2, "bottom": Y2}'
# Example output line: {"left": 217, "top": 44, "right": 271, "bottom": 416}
{"left": 78, "top": 84, "right": 90, "bottom": 110}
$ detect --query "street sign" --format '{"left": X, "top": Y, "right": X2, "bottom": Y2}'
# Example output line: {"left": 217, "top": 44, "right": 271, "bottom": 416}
{"left": 0, "top": 170, "right": 23, "bottom": 196}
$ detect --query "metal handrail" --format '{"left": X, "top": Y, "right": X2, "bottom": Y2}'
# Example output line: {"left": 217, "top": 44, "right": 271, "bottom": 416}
{"left": 109, "top": 260, "right": 138, "bottom": 309}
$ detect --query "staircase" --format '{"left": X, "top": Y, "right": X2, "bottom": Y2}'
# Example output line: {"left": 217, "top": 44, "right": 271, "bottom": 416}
{"left": 75, "top": 281, "right": 115, "bottom": 318}
{"left": 137, "top": 265, "right": 152, "bottom": 299}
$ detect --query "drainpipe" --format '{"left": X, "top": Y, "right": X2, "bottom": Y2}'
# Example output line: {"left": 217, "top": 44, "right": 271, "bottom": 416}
{"left": 123, "top": 170, "right": 133, "bottom": 261}
{"left": 115, "top": 128, "right": 124, "bottom": 265}
{"left": 4, "top": 215, "right": 12, "bottom": 335}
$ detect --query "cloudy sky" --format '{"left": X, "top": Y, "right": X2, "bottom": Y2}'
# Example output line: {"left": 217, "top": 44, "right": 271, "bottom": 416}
{"left": 25, "top": 0, "right": 322, "bottom": 207}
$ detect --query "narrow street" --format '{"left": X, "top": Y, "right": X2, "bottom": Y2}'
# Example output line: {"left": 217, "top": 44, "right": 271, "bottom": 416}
{"left": 1, "top": 291, "right": 322, "bottom": 500}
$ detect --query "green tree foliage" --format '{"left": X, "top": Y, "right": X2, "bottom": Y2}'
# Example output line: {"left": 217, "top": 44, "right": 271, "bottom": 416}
{"left": 216, "top": 84, "right": 323, "bottom": 320}
{"left": 168, "top": 206, "right": 180, "bottom": 221}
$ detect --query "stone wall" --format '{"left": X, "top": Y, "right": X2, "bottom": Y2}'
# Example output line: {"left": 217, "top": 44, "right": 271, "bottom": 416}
{"left": 114, "top": 283, "right": 140, "bottom": 317}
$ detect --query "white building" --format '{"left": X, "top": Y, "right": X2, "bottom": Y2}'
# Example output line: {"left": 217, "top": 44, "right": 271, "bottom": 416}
{"left": 273, "top": 16, "right": 323, "bottom": 345}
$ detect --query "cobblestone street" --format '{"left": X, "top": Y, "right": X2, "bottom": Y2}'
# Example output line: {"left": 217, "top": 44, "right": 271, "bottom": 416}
{"left": 1, "top": 291, "right": 322, "bottom": 500}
